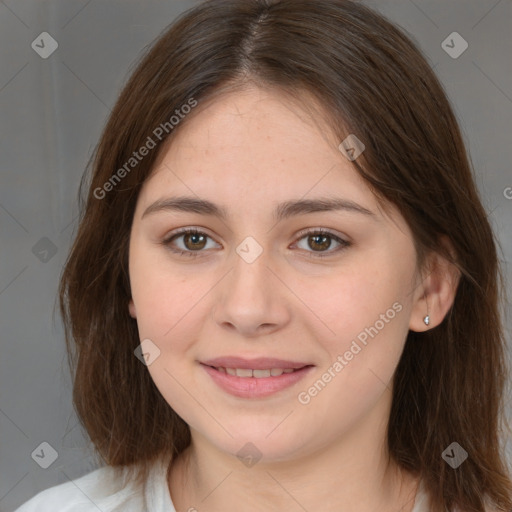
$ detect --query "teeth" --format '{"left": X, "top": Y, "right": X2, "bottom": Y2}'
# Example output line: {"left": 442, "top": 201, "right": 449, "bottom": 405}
{"left": 235, "top": 368, "right": 253, "bottom": 378}
{"left": 216, "top": 367, "right": 299, "bottom": 378}
{"left": 253, "top": 369, "right": 271, "bottom": 378}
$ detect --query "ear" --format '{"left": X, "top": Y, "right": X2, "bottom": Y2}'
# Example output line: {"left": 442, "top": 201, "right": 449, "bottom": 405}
{"left": 409, "top": 236, "right": 461, "bottom": 332}
{"left": 128, "top": 299, "right": 137, "bottom": 319}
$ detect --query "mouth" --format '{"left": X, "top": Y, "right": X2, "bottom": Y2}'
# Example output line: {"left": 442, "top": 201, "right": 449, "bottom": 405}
{"left": 208, "top": 366, "right": 299, "bottom": 378}
{"left": 200, "top": 357, "right": 315, "bottom": 398}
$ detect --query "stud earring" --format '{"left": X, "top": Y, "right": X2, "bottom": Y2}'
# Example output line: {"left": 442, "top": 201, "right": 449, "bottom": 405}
{"left": 423, "top": 290, "right": 430, "bottom": 326}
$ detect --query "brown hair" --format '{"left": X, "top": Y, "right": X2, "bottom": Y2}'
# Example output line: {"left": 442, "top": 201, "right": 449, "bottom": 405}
{"left": 58, "top": 0, "right": 512, "bottom": 510}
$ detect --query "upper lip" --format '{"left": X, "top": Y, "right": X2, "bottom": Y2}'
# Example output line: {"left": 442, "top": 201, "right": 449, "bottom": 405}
{"left": 201, "top": 357, "right": 312, "bottom": 370}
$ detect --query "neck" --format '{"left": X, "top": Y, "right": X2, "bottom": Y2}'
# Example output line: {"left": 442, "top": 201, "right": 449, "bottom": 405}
{"left": 168, "top": 400, "right": 420, "bottom": 512}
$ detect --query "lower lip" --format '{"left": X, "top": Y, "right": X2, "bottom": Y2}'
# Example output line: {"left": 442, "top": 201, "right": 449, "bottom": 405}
{"left": 201, "top": 364, "right": 314, "bottom": 398}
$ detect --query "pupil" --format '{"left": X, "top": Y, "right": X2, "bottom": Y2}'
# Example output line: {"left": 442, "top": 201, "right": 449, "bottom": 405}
{"left": 186, "top": 233, "right": 206, "bottom": 250}
{"left": 310, "top": 234, "right": 330, "bottom": 251}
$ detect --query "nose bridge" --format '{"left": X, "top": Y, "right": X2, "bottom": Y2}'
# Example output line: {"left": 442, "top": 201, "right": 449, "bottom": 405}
{"left": 212, "top": 234, "right": 289, "bottom": 335}
{"left": 229, "top": 235, "right": 272, "bottom": 301}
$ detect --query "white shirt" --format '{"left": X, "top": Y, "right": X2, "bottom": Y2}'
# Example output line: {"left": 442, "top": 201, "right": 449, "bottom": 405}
{"left": 15, "top": 455, "right": 431, "bottom": 511}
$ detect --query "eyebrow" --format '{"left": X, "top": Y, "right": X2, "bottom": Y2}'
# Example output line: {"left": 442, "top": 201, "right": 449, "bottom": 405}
{"left": 141, "top": 196, "right": 377, "bottom": 222}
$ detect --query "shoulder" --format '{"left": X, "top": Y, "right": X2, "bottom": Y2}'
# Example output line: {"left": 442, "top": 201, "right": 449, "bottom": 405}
{"left": 14, "top": 464, "right": 144, "bottom": 512}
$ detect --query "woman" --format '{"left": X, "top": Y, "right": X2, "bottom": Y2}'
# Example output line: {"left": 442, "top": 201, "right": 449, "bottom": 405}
{"left": 16, "top": 0, "right": 512, "bottom": 511}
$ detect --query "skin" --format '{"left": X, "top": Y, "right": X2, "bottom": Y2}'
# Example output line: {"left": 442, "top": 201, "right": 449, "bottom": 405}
{"left": 128, "top": 85, "right": 459, "bottom": 512}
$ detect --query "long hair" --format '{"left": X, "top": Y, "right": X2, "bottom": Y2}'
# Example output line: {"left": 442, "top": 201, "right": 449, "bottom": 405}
{"left": 58, "top": 1, "right": 512, "bottom": 510}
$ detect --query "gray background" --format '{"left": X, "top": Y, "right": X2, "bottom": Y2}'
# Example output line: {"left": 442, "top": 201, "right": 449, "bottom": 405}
{"left": 1, "top": 0, "right": 511, "bottom": 510}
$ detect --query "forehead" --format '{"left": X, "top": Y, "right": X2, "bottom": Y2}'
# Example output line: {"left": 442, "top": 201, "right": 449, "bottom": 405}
{"left": 140, "top": 86, "right": 375, "bottom": 209}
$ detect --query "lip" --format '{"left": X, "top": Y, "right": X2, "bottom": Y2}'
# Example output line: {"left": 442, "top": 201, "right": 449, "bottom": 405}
{"left": 201, "top": 356, "right": 310, "bottom": 370}
{"left": 200, "top": 358, "right": 315, "bottom": 399}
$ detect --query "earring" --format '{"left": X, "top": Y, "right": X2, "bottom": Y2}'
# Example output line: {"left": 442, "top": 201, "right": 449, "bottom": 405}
{"left": 423, "top": 290, "right": 430, "bottom": 326}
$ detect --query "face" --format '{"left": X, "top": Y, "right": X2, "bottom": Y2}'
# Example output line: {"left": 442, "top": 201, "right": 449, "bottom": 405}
{"left": 128, "top": 86, "right": 422, "bottom": 463}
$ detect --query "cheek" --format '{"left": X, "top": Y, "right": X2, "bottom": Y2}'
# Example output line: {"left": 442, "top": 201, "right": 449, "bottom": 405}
{"left": 129, "top": 243, "right": 209, "bottom": 338}
{"left": 294, "top": 281, "right": 410, "bottom": 438}
{"left": 129, "top": 258, "right": 211, "bottom": 422}
{"left": 301, "top": 257, "right": 412, "bottom": 346}
{"left": 296, "top": 248, "right": 414, "bottom": 403}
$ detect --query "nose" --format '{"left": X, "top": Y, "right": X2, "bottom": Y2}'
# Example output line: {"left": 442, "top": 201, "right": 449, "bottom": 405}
{"left": 212, "top": 247, "right": 291, "bottom": 338}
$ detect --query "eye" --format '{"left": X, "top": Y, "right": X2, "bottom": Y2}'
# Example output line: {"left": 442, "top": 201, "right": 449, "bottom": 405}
{"left": 292, "top": 228, "right": 351, "bottom": 258}
{"left": 162, "top": 228, "right": 219, "bottom": 258}
{"left": 161, "top": 227, "right": 351, "bottom": 259}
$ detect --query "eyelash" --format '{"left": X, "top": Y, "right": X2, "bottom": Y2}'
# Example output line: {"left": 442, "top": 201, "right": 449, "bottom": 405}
{"left": 161, "top": 227, "right": 351, "bottom": 259}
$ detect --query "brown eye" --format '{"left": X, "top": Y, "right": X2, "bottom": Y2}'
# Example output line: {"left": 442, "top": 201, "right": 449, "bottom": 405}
{"left": 182, "top": 232, "right": 207, "bottom": 251}
{"left": 294, "top": 229, "right": 351, "bottom": 258}
{"left": 308, "top": 233, "right": 332, "bottom": 252}
{"left": 162, "top": 228, "right": 219, "bottom": 257}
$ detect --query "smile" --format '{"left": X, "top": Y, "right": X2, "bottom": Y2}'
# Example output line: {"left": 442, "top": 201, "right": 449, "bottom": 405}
{"left": 214, "top": 367, "right": 296, "bottom": 377}
{"left": 200, "top": 362, "right": 315, "bottom": 398}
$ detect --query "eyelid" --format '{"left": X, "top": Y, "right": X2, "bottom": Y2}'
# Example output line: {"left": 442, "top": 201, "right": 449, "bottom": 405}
{"left": 293, "top": 226, "right": 348, "bottom": 242}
